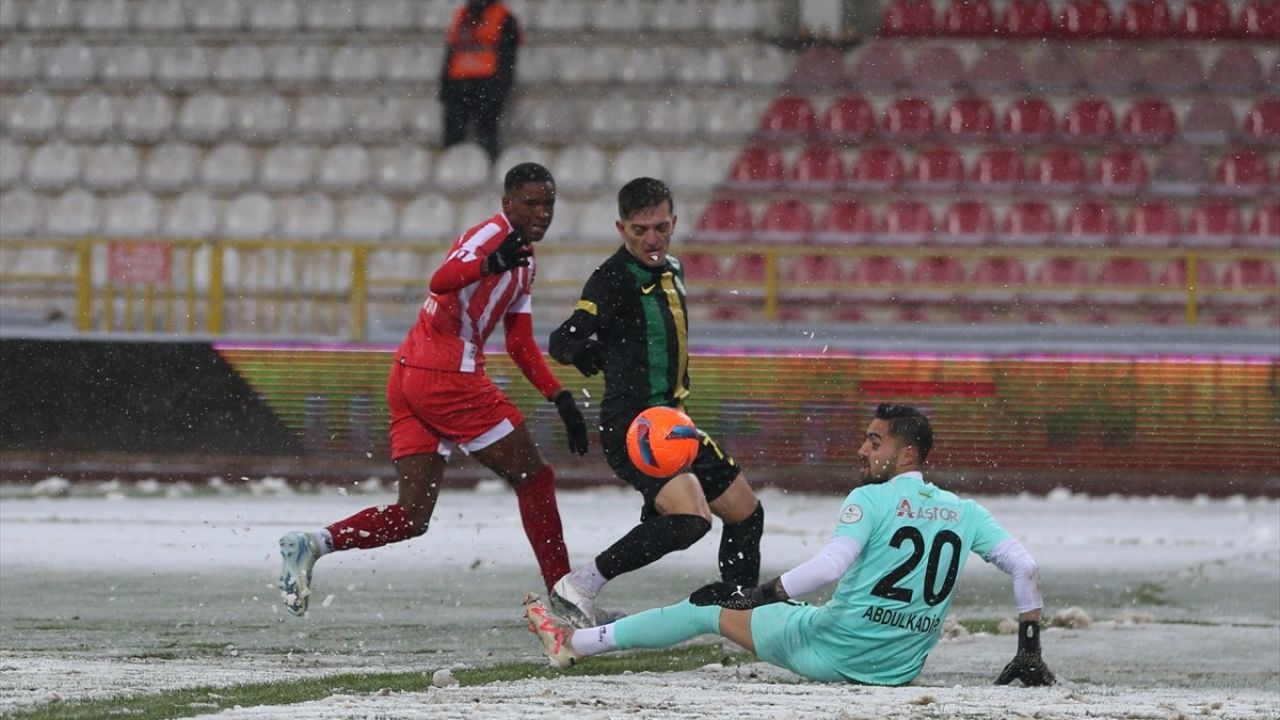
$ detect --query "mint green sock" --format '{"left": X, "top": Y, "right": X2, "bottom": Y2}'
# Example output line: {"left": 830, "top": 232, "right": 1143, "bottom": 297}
{"left": 612, "top": 600, "right": 723, "bottom": 650}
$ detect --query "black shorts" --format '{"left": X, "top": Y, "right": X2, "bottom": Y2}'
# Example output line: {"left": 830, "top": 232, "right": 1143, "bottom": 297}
{"left": 600, "top": 405, "right": 742, "bottom": 521}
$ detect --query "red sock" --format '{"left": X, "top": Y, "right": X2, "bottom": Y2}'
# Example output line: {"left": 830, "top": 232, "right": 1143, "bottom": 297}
{"left": 516, "top": 466, "right": 570, "bottom": 592}
{"left": 326, "top": 503, "right": 417, "bottom": 551}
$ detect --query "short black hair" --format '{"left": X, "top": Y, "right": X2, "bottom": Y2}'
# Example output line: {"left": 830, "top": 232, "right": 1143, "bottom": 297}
{"left": 874, "top": 404, "right": 933, "bottom": 462}
{"left": 617, "top": 177, "right": 674, "bottom": 220}
{"left": 504, "top": 162, "right": 554, "bottom": 193}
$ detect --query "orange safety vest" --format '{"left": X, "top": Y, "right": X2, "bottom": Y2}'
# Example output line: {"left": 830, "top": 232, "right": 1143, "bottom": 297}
{"left": 446, "top": 2, "right": 512, "bottom": 80}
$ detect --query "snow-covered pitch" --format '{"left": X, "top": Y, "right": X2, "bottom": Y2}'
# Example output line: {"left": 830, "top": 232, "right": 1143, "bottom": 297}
{"left": 2, "top": 479, "right": 1277, "bottom": 719}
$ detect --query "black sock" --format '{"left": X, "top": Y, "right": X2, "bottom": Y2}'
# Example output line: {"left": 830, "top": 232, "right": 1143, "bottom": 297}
{"left": 595, "top": 514, "right": 711, "bottom": 580}
{"left": 719, "top": 502, "right": 763, "bottom": 587}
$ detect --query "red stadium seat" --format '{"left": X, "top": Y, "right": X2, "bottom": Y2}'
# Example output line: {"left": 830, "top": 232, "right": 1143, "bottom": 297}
{"left": 1027, "top": 46, "right": 1084, "bottom": 92}
{"left": 1094, "top": 257, "right": 1154, "bottom": 306}
{"left": 882, "top": 200, "right": 935, "bottom": 244}
{"left": 907, "top": 255, "right": 967, "bottom": 304}
{"left": 908, "top": 46, "right": 966, "bottom": 93}
{"left": 970, "top": 257, "right": 1028, "bottom": 304}
{"left": 1177, "top": 0, "right": 1232, "bottom": 38}
{"left": 1063, "top": 98, "right": 1116, "bottom": 144}
{"left": 1240, "top": 0, "right": 1280, "bottom": 39}
{"left": 1122, "top": 201, "right": 1182, "bottom": 247}
{"left": 725, "top": 254, "right": 768, "bottom": 285}
{"left": 787, "top": 144, "right": 845, "bottom": 191}
{"left": 881, "top": 0, "right": 936, "bottom": 36}
{"left": 1033, "top": 147, "right": 1087, "bottom": 193}
{"left": 757, "top": 96, "right": 818, "bottom": 142}
{"left": 1121, "top": 99, "right": 1178, "bottom": 145}
{"left": 1182, "top": 98, "right": 1238, "bottom": 145}
{"left": 1151, "top": 145, "right": 1210, "bottom": 197}
{"left": 940, "top": 200, "right": 995, "bottom": 245}
{"left": 848, "top": 43, "right": 909, "bottom": 92}
{"left": 1029, "top": 256, "right": 1090, "bottom": 305}
{"left": 882, "top": 98, "right": 936, "bottom": 140}
{"left": 755, "top": 198, "right": 814, "bottom": 244}
{"left": 1118, "top": 0, "right": 1173, "bottom": 38}
{"left": 943, "top": 0, "right": 996, "bottom": 36}
{"left": 1207, "top": 48, "right": 1264, "bottom": 95}
{"left": 848, "top": 147, "right": 905, "bottom": 191}
{"left": 1243, "top": 201, "right": 1280, "bottom": 249}
{"left": 1153, "top": 257, "right": 1216, "bottom": 309}
{"left": 1185, "top": 200, "right": 1243, "bottom": 247}
{"left": 998, "top": 0, "right": 1055, "bottom": 37}
{"left": 1062, "top": 200, "right": 1119, "bottom": 245}
{"left": 1214, "top": 150, "right": 1272, "bottom": 196}
{"left": 725, "top": 146, "right": 786, "bottom": 191}
{"left": 844, "top": 254, "right": 906, "bottom": 303}
{"left": 942, "top": 98, "right": 996, "bottom": 140}
{"left": 813, "top": 199, "right": 880, "bottom": 245}
{"left": 1243, "top": 99, "right": 1280, "bottom": 146}
{"left": 678, "top": 252, "right": 723, "bottom": 283}
{"left": 788, "top": 47, "right": 848, "bottom": 89}
{"left": 968, "top": 46, "right": 1027, "bottom": 94}
{"left": 1090, "top": 147, "right": 1149, "bottom": 195}
{"left": 969, "top": 148, "right": 1026, "bottom": 191}
{"left": 781, "top": 255, "right": 843, "bottom": 303}
{"left": 1058, "top": 0, "right": 1113, "bottom": 38}
{"left": 1001, "top": 201, "right": 1057, "bottom": 245}
{"left": 695, "top": 197, "right": 753, "bottom": 243}
{"left": 819, "top": 95, "right": 877, "bottom": 143}
{"left": 908, "top": 146, "right": 965, "bottom": 191}
{"left": 1143, "top": 47, "right": 1205, "bottom": 95}
{"left": 1002, "top": 97, "right": 1057, "bottom": 144}
{"left": 1219, "top": 258, "right": 1279, "bottom": 295}
{"left": 1084, "top": 45, "right": 1144, "bottom": 94}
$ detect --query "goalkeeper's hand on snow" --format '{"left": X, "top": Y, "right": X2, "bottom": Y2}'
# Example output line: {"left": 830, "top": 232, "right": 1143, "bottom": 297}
{"left": 995, "top": 621, "right": 1055, "bottom": 687}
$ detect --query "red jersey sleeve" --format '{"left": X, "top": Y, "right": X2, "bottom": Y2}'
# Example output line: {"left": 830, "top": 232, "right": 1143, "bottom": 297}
{"left": 428, "top": 215, "right": 509, "bottom": 295}
{"left": 503, "top": 312, "right": 562, "bottom": 401}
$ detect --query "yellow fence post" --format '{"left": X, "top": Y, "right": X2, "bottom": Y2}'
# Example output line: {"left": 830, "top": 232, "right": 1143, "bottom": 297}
{"left": 209, "top": 242, "right": 224, "bottom": 334}
{"left": 764, "top": 248, "right": 778, "bottom": 321}
{"left": 75, "top": 239, "right": 93, "bottom": 331}
{"left": 351, "top": 246, "right": 368, "bottom": 342}
{"left": 1185, "top": 252, "right": 1198, "bottom": 327}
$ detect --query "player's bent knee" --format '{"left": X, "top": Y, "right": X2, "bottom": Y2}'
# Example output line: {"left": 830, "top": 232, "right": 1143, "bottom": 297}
{"left": 667, "top": 514, "right": 713, "bottom": 551}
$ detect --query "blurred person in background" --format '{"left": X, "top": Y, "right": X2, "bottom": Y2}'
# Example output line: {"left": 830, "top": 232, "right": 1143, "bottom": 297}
{"left": 278, "top": 163, "right": 588, "bottom": 616}
{"left": 440, "top": 0, "right": 521, "bottom": 163}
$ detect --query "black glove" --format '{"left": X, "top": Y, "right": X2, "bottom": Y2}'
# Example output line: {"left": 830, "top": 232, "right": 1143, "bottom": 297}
{"left": 565, "top": 339, "right": 606, "bottom": 377}
{"left": 995, "top": 621, "right": 1056, "bottom": 687}
{"left": 689, "top": 578, "right": 783, "bottom": 610}
{"left": 484, "top": 231, "right": 532, "bottom": 275}
{"left": 553, "top": 390, "right": 590, "bottom": 456}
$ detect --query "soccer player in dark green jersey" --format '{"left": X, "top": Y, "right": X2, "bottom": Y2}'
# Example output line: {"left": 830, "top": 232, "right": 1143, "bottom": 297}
{"left": 546, "top": 177, "right": 764, "bottom": 627}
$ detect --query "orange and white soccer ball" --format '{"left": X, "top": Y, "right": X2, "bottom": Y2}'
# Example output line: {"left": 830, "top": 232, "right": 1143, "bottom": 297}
{"left": 626, "top": 406, "right": 701, "bottom": 478}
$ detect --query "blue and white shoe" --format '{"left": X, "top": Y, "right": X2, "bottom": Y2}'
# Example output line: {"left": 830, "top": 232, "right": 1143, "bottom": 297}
{"left": 278, "top": 531, "right": 320, "bottom": 617}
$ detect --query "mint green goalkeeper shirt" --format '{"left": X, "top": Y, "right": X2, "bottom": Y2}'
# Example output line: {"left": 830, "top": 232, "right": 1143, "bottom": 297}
{"left": 807, "top": 471, "right": 1011, "bottom": 685}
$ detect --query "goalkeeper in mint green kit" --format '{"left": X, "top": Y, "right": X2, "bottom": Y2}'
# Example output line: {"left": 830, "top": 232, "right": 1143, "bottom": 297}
{"left": 524, "top": 404, "right": 1055, "bottom": 687}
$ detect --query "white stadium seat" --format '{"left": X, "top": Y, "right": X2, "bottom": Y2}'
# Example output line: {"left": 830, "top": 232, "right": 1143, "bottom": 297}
{"left": 675, "top": 47, "right": 730, "bottom": 85}
{"left": 710, "top": 0, "right": 759, "bottom": 32}
{"left": 142, "top": 142, "right": 201, "bottom": 192}
{"left": 200, "top": 142, "right": 255, "bottom": 194}
{"left": 588, "top": 0, "right": 647, "bottom": 31}
{"left": 45, "top": 189, "right": 100, "bottom": 237}
{"left": 724, "top": 43, "right": 789, "bottom": 85}
{"left": 372, "top": 146, "right": 431, "bottom": 195}
{"left": 191, "top": 0, "right": 242, "bottom": 30}
{"left": 248, "top": 0, "right": 299, "bottom": 31}
{"left": 384, "top": 45, "right": 442, "bottom": 84}
{"left": 62, "top": 92, "right": 117, "bottom": 141}
{"left": 495, "top": 142, "right": 556, "bottom": 178}
{"left": 667, "top": 146, "right": 734, "bottom": 193}
{"left": 339, "top": 193, "right": 396, "bottom": 241}
{"left": 303, "top": 0, "right": 360, "bottom": 30}
{"left": 584, "top": 95, "right": 639, "bottom": 144}
{"left": 701, "top": 95, "right": 762, "bottom": 140}
{"left": 221, "top": 192, "right": 276, "bottom": 238}
{"left": 418, "top": 0, "right": 457, "bottom": 30}
{"left": 642, "top": 96, "right": 700, "bottom": 141}
{"left": 558, "top": 47, "right": 616, "bottom": 84}
{"left": 78, "top": 0, "right": 131, "bottom": 30}
{"left": 103, "top": 191, "right": 161, "bottom": 237}
{"left": 277, "top": 192, "right": 336, "bottom": 240}
{"left": 5, "top": 91, "right": 60, "bottom": 141}
{"left": 0, "top": 190, "right": 42, "bottom": 236}
{"left": 133, "top": 0, "right": 185, "bottom": 30}
{"left": 617, "top": 48, "right": 670, "bottom": 84}
{"left": 44, "top": 42, "right": 95, "bottom": 88}
{"left": 232, "top": 93, "right": 291, "bottom": 144}
{"left": 293, "top": 95, "right": 350, "bottom": 142}
{"left": 317, "top": 144, "right": 371, "bottom": 192}
{"left": 406, "top": 97, "right": 445, "bottom": 142}
{"left": 431, "top": 143, "right": 490, "bottom": 193}
{"left": 98, "top": 46, "right": 153, "bottom": 87}
{"left": 0, "top": 0, "right": 20, "bottom": 30}
{"left": 177, "top": 92, "right": 232, "bottom": 142}
{"left": 155, "top": 47, "right": 210, "bottom": 89}
{"left": 516, "top": 45, "right": 559, "bottom": 84}
{"left": 26, "top": 140, "right": 79, "bottom": 190}
{"left": 0, "top": 139, "right": 25, "bottom": 190}
{"left": 214, "top": 46, "right": 267, "bottom": 86}
{"left": 652, "top": 0, "right": 705, "bottom": 32}
{"left": 529, "top": 0, "right": 587, "bottom": 31}
{"left": 83, "top": 143, "right": 141, "bottom": 192}
{"left": 363, "top": 0, "right": 414, "bottom": 30}
{"left": 609, "top": 144, "right": 668, "bottom": 187}
{"left": 0, "top": 44, "right": 42, "bottom": 87}
{"left": 515, "top": 96, "right": 580, "bottom": 144}
{"left": 400, "top": 193, "right": 456, "bottom": 241}
{"left": 554, "top": 142, "right": 607, "bottom": 195}
{"left": 270, "top": 46, "right": 330, "bottom": 86}
{"left": 455, "top": 194, "right": 501, "bottom": 230}
{"left": 119, "top": 92, "right": 175, "bottom": 143}
{"left": 574, "top": 197, "right": 622, "bottom": 244}
{"left": 351, "top": 96, "right": 404, "bottom": 142}
{"left": 329, "top": 45, "right": 382, "bottom": 85}
{"left": 259, "top": 144, "right": 315, "bottom": 192}
{"left": 24, "top": 0, "right": 75, "bottom": 29}
{"left": 162, "top": 191, "right": 220, "bottom": 238}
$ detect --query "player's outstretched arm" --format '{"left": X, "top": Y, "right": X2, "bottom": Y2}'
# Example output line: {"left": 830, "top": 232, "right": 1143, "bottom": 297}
{"left": 986, "top": 537, "right": 1054, "bottom": 686}
{"left": 995, "top": 613, "right": 1056, "bottom": 686}
{"left": 689, "top": 535, "right": 861, "bottom": 609}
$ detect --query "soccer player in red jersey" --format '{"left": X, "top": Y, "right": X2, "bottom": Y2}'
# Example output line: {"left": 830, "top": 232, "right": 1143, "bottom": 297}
{"left": 278, "top": 162, "right": 589, "bottom": 616}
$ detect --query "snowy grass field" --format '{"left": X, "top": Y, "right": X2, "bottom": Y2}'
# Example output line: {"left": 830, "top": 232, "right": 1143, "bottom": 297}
{"left": 1, "top": 478, "right": 1277, "bottom": 719}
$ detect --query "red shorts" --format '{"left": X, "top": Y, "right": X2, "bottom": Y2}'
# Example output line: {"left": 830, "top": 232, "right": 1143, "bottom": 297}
{"left": 386, "top": 361, "right": 525, "bottom": 462}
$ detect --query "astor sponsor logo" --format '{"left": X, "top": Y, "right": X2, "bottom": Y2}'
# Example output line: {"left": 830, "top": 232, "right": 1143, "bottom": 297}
{"left": 895, "top": 499, "right": 960, "bottom": 522}
{"left": 862, "top": 605, "right": 943, "bottom": 635}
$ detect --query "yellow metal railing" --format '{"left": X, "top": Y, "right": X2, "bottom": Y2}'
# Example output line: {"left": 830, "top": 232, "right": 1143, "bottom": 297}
{"left": 0, "top": 236, "right": 1275, "bottom": 339}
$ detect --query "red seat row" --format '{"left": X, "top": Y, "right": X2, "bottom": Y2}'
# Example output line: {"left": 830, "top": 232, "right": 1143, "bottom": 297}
{"left": 695, "top": 196, "right": 1280, "bottom": 249}
{"left": 881, "top": 0, "right": 1279, "bottom": 40}
{"left": 757, "top": 95, "right": 1280, "bottom": 147}
{"left": 725, "top": 144, "right": 1277, "bottom": 198}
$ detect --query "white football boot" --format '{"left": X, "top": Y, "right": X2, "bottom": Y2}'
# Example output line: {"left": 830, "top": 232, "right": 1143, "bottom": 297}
{"left": 523, "top": 593, "right": 581, "bottom": 669}
{"left": 278, "top": 531, "right": 320, "bottom": 616}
